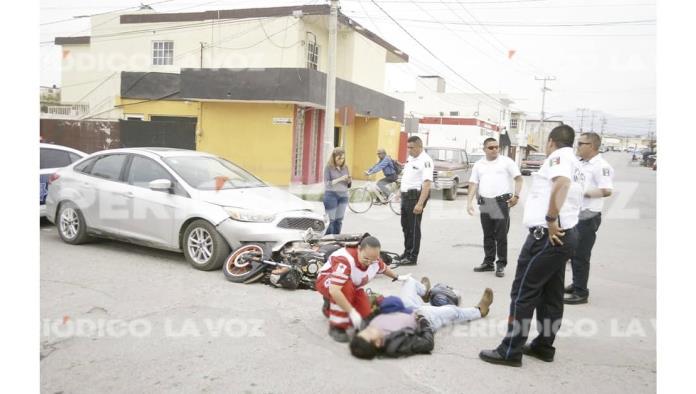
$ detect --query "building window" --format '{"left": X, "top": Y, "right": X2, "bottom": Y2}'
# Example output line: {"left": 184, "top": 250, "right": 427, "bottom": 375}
{"left": 293, "top": 107, "right": 305, "bottom": 178}
{"left": 510, "top": 119, "right": 518, "bottom": 129}
{"left": 152, "top": 41, "right": 174, "bottom": 65}
{"left": 449, "top": 111, "right": 459, "bottom": 116}
{"left": 307, "top": 41, "right": 319, "bottom": 70}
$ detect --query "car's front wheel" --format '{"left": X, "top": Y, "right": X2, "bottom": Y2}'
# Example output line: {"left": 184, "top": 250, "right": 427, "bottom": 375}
{"left": 183, "top": 220, "right": 230, "bottom": 271}
{"left": 57, "top": 202, "right": 91, "bottom": 244}
{"left": 443, "top": 180, "right": 458, "bottom": 201}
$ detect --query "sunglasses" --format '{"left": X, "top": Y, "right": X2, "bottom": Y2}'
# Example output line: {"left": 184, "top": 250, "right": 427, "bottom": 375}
{"left": 486, "top": 146, "right": 500, "bottom": 150}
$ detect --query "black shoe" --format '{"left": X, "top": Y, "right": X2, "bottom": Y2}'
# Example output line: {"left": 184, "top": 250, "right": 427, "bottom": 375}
{"left": 495, "top": 266, "right": 505, "bottom": 278}
{"left": 479, "top": 349, "right": 521, "bottom": 367}
{"left": 564, "top": 284, "right": 575, "bottom": 294}
{"left": 399, "top": 257, "right": 417, "bottom": 266}
{"left": 563, "top": 293, "right": 588, "bottom": 305}
{"left": 474, "top": 263, "right": 494, "bottom": 272}
{"left": 522, "top": 344, "right": 555, "bottom": 362}
{"left": 328, "top": 327, "right": 350, "bottom": 343}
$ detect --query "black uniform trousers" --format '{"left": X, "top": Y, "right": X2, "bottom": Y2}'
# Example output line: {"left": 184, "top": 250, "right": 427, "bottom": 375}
{"left": 479, "top": 196, "right": 511, "bottom": 268}
{"left": 495, "top": 226, "right": 578, "bottom": 360}
{"left": 569, "top": 210, "right": 602, "bottom": 297}
{"left": 400, "top": 189, "right": 429, "bottom": 263}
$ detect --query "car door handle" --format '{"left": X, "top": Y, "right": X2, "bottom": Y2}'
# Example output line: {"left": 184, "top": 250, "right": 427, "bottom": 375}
{"left": 118, "top": 192, "right": 135, "bottom": 199}
{"left": 82, "top": 182, "right": 93, "bottom": 189}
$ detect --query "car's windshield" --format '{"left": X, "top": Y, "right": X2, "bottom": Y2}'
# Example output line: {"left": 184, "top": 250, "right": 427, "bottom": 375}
{"left": 164, "top": 156, "right": 266, "bottom": 190}
{"left": 425, "top": 148, "right": 460, "bottom": 162}
{"left": 527, "top": 155, "right": 546, "bottom": 161}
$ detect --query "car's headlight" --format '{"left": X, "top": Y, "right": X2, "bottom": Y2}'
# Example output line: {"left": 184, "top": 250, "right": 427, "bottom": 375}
{"left": 438, "top": 170, "right": 453, "bottom": 177}
{"left": 224, "top": 207, "right": 275, "bottom": 223}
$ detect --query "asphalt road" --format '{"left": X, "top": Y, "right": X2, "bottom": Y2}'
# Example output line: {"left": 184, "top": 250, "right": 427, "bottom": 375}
{"left": 40, "top": 152, "right": 655, "bottom": 393}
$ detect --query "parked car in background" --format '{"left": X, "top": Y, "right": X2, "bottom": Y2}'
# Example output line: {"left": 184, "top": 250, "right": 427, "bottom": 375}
{"left": 468, "top": 153, "right": 484, "bottom": 164}
{"left": 423, "top": 146, "right": 472, "bottom": 200}
{"left": 40, "top": 143, "right": 86, "bottom": 217}
{"left": 521, "top": 153, "right": 546, "bottom": 176}
{"left": 45, "top": 148, "right": 328, "bottom": 271}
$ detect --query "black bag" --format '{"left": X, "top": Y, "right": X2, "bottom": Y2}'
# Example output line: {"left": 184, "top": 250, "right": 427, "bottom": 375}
{"left": 391, "top": 158, "right": 403, "bottom": 176}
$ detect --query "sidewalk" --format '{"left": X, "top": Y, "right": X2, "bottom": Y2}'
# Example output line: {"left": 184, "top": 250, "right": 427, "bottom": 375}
{"left": 281, "top": 180, "right": 373, "bottom": 201}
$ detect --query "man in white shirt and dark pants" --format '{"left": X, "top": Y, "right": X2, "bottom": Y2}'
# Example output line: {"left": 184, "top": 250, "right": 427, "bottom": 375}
{"left": 564, "top": 132, "right": 614, "bottom": 305}
{"left": 399, "top": 136, "right": 434, "bottom": 266}
{"left": 468, "top": 137, "right": 524, "bottom": 278}
{"left": 479, "top": 125, "right": 583, "bottom": 367}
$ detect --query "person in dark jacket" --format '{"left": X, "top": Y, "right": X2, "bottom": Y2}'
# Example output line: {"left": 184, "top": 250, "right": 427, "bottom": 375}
{"left": 349, "top": 278, "right": 493, "bottom": 359}
{"left": 365, "top": 148, "right": 398, "bottom": 201}
{"left": 323, "top": 147, "right": 351, "bottom": 234}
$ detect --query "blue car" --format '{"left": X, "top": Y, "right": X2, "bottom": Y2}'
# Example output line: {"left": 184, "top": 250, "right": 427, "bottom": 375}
{"left": 40, "top": 143, "right": 86, "bottom": 217}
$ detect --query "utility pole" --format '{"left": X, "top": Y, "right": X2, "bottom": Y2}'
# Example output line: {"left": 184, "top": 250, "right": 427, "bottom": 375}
{"left": 647, "top": 119, "right": 655, "bottom": 151}
{"left": 535, "top": 76, "right": 556, "bottom": 151}
{"left": 577, "top": 108, "right": 588, "bottom": 132}
{"left": 322, "top": 0, "right": 339, "bottom": 168}
{"left": 590, "top": 111, "right": 596, "bottom": 133}
{"left": 600, "top": 116, "right": 607, "bottom": 137}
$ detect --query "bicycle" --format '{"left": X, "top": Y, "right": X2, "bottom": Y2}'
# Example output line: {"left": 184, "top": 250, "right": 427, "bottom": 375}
{"left": 348, "top": 178, "right": 401, "bottom": 215}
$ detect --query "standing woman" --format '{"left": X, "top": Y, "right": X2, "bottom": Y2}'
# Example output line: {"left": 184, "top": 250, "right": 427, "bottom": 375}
{"left": 323, "top": 147, "right": 351, "bottom": 234}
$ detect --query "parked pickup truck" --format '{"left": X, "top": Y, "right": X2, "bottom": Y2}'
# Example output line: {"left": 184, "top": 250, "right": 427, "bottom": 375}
{"left": 423, "top": 147, "right": 472, "bottom": 200}
{"left": 521, "top": 153, "right": 546, "bottom": 175}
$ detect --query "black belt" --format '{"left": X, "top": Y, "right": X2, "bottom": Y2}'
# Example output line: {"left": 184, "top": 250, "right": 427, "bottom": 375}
{"left": 401, "top": 189, "right": 421, "bottom": 199}
{"left": 529, "top": 225, "right": 575, "bottom": 240}
{"left": 478, "top": 193, "right": 512, "bottom": 204}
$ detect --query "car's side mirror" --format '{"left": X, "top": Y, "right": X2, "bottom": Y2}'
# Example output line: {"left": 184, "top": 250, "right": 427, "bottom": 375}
{"left": 149, "top": 179, "right": 172, "bottom": 192}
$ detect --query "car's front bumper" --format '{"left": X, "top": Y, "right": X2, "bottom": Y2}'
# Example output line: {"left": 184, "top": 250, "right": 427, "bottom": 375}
{"left": 215, "top": 214, "right": 328, "bottom": 252}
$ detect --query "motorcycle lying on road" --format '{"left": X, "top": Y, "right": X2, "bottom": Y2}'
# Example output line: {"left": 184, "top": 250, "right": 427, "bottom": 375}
{"left": 222, "top": 229, "right": 401, "bottom": 290}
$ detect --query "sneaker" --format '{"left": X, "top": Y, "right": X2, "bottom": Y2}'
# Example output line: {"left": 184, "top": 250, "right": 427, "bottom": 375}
{"left": 420, "top": 277, "right": 431, "bottom": 303}
{"left": 474, "top": 262, "right": 494, "bottom": 272}
{"left": 477, "top": 288, "right": 494, "bottom": 317}
{"left": 563, "top": 292, "right": 589, "bottom": 305}
{"left": 328, "top": 326, "right": 350, "bottom": 343}
{"left": 399, "top": 257, "right": 417, "bottom": 266}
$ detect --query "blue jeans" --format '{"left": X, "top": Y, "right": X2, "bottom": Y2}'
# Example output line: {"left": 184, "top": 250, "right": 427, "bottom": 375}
{"left": 323, "top": 191, "right": 348, "bottom": 234}
{"left": 399, "top": 278, "right": 481, "bottom": 331}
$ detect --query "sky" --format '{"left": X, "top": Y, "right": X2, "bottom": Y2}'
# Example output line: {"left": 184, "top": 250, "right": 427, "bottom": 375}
{"left": 40, "top": 0, "right": 656, "bottom": 135}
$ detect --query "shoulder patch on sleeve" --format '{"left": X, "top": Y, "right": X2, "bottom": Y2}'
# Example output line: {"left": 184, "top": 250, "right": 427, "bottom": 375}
{"left": 602, "top": 167, "right": 611, "bottom": 176}
{"left": 424, "top": 161, "right": 431, "bottom": 168}
{"left": 550, "top": 157, "right": 561, "bottom": 166}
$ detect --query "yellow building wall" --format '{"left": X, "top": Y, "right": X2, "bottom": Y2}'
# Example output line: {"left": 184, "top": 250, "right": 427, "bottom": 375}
{"left": 349, "top": 117, "right": 401, "bottom": 181}
{"left": 197, "top": 102, "right": 295, "bottom": 186}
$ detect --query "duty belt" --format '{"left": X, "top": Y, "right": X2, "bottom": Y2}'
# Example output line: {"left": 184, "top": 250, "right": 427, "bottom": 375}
{"left": 478, "top": 193, "right": 512, "bottom": 205}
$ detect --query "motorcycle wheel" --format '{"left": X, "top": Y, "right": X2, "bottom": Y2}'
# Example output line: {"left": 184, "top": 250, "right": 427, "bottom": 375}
{"left": 222, "top": 244, "right": 267, "bottom": 284}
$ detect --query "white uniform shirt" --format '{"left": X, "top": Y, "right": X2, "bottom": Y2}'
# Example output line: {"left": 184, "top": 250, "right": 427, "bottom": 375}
{"left": 400, "top": 151, "right": 434, "bottom": 192}
{"left": 469, "top": 155, "right": 521, "bottom": 198}
{"left": 523, "top": 147, "right": 584, "bottom": 229}
{"left": 579, "top": 154, "right": 614, "bottom": 212}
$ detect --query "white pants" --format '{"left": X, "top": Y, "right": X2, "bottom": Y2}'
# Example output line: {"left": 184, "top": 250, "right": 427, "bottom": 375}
{"left": 400, "top": 277, "right": 482, "bottom": 332}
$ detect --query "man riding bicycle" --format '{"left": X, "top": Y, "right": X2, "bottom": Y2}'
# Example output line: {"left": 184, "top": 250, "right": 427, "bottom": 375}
{"left": 365, "top": 148, "right": 398, "bottom": 201}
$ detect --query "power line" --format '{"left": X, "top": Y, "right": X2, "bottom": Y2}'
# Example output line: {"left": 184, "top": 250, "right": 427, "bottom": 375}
{"left": 369, "top": 0, "right": 505, "bottom": 108}
{"left": 40, "top": 0, "right": 175, "bottom": 26}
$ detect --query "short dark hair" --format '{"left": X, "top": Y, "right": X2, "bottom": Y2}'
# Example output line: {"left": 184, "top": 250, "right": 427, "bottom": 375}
{"left": 407, "top": 136, "right": 423, "bottom": 146}
{"left": 483, "top": 137, "right": 497, "bottom": 146}
{"left": 580, "top": 132, "right": 602, "bottom": 150}
{"left": 350, "top": 335, "right": 378, "bottom": 360}
{"left": 359, "top": 236, "right": 381, "bottom": 250}
{"left": 548, "top": 125, "right": 575, "bottom": 148}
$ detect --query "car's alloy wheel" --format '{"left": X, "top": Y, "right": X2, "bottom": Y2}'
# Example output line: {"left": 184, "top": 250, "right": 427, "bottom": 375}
{"left": 60, "top": 207, "right": 79, "bottom": 240}
{"left": 187, "top": 228, "right": 214, "bottom": 265}
{"left": 182, "top": 220, "right": 230, "bottom": 271}
{"left": 56, "top": 202, "right": 90, "bottom": 245}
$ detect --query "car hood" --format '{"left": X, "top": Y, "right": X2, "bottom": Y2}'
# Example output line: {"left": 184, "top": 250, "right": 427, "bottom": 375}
{"left": 433, "top": 161, "right": 465, "bottom": 170}
{"left": 197, "top": 187, "right": 315, "bottom": 214}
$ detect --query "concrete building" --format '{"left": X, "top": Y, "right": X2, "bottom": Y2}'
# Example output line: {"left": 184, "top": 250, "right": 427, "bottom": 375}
{"left": 53, "top": 4, "right": 408, "bottom": 185}
{"left": 390, "top": 76, "right": 514, "bottom": 154}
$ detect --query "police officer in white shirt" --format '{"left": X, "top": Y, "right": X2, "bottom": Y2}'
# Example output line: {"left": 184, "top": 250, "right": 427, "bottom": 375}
{"left": 399, "top": 136, "right": 434, "bottom": 265}
{"left": 564, "top": 132, "right": 614, "bottom": 305}
{"left": 480, "top": 125, "right": 582, "bottom": 367}
{"left": 468, "top": 137, "right": 524, "bottom": 278}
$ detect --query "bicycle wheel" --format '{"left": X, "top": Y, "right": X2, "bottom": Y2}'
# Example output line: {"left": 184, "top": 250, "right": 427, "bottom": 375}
{"left": 348, "top": 187, "right": 373, "bottom": 213}
{"left": 388, "top": 192, "right": 401, "bottom": 215}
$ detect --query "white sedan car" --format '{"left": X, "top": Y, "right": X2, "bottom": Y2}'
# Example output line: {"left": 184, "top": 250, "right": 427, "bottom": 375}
{"left": 45, "top": 148, "right": 327, "bottom": 271}
{"left": 40, "top": 143, "right": 87, "bottom": 217}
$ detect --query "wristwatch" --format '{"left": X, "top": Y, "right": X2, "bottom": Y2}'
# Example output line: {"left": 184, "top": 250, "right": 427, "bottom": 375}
{"left": 545, "top": 215, "right": 558, "bottom": 223}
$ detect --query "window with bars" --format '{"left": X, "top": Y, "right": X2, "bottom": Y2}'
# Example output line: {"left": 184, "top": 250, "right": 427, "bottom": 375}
{"left": 306, "top": 41, "right": 319, "bottom": 70}
{"left": 152, "top": 41, "right": 174, "bottom": 65}
{"left": 293, "top": 108, "right": 305, "bottom": 178}
{"left": 510, "top": 119, "right": 518, "bottom": 129}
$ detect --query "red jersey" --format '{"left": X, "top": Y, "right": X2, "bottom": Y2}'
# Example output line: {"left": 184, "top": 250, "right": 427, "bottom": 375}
{"left": 318, "top": 246, "right": 386, "bottom": 289}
